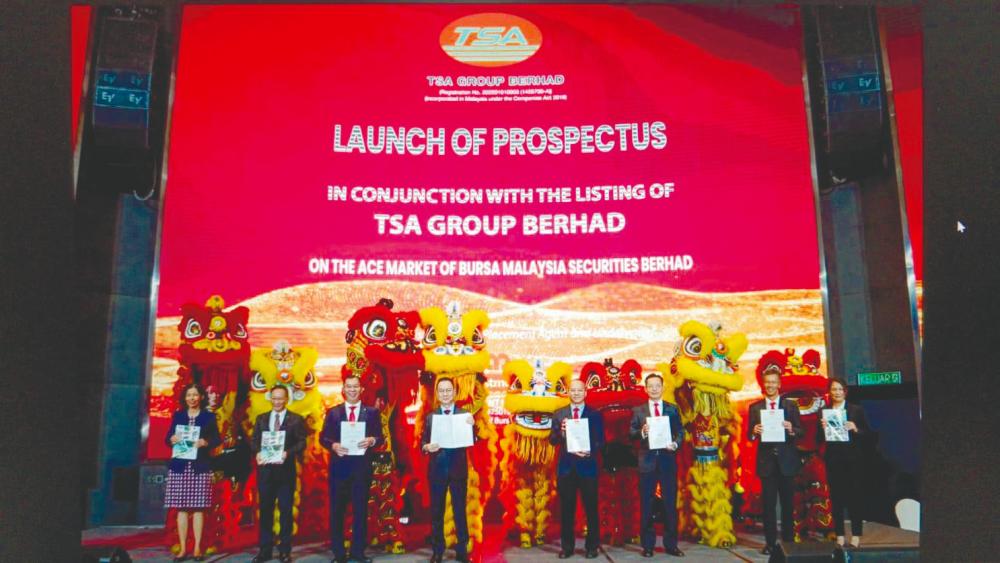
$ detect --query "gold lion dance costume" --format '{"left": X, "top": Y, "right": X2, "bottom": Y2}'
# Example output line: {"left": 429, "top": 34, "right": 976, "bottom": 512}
{"left": 579, "top": 358, "right": 646, "bottom": 546}
{"left": 246, "top": 341, "right": 326, "bottom": 540}
{"left": 743, "top": 348, "right": 833, "bottom": 540}
{"left": 663, "top": 320, "right": 746, "bottom": 547}
{"left": 169, "top": 295, "right": 253, "bottom": 553}
{"left": 342, "top": 298, "right": 424, "bottom": 552}
{"left": 414, "top": 302, "right": 499, "bottom": 552}
{"left": 499, "top": 359, "right": 572, "bottom": 547}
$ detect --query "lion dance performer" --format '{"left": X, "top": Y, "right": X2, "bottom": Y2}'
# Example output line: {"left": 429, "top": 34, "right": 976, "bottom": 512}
{"left": 743, "top": 348, "right": 833, "bottom": 540}
{"left": 414, "top": 302, "right": 499, "bottom": 552}
{"left": 342, "top": 298, "right": 424, "bottom": 552}
{"left": 499, "top": 359, "right": 572, "bottom": 547}
{"left": 169, "top": 295, "right": 252, "bottom": 554}
{"left": 246, "top": 340, "right": 327, "bottom": 540}
{"left": 578, "top": 358, "right": 646, "bottom": 546}
{"left": 661, "top": 320, "right": 747, "bottom": 547}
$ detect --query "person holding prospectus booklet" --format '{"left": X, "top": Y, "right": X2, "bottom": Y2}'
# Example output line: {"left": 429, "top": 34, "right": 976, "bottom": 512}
{"left": 820, "top": 377, "right": 871, "bottom": 548}
{"left": 164, "top": 383, "right": 221, "bottom": 562}
{"left": 251, "top": 385, "right": 307, "bottom": 563}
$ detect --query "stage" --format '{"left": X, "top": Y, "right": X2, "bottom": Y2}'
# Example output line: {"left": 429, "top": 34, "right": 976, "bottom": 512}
{"left": 83, "top": 522, "right": 918, "bottom": 562}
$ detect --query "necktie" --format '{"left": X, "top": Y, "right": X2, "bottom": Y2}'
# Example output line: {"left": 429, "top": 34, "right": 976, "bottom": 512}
{"left": 654, "top": 402, "right": 660, "bottom": 416}
{"left": 349, "top": 406, "right": 356, "bottom": 422}
{"left": 444, "top": 409, "right": 451, "bottom": 415}
{"left": 272, "top": 412, "right": 280, "bottom": 431}
{"left": 770, "top": 401, "right": 776, "bottom": 410}
{"left": 573, "top": 407, "right": 580, "bottom": 420}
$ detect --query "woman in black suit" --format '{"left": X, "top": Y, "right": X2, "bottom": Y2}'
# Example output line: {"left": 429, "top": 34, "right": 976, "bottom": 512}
{"left": 820, "top": 377, "right": 871, "bottom": 548}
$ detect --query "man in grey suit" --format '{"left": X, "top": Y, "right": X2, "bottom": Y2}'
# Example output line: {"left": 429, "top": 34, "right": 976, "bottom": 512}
{"left": 629, "top": 374, "right": 685, "bottom": 557}
{"left": 746, "top": 366, "right": 803, "bottom": 555}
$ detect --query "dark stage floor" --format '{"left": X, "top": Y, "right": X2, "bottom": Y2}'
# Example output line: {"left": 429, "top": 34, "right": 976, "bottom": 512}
{"left": 83, "top": 521, "right": 918, "bottom": 562}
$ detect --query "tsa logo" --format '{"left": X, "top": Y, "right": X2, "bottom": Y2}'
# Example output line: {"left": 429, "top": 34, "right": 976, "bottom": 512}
{"left": 440, "top": 13, "right": 542, "bottom": 67}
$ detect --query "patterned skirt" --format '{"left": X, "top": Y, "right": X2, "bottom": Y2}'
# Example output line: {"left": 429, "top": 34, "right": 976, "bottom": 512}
{"left": 164, "top": 463, "right": 213, "bottom": 509}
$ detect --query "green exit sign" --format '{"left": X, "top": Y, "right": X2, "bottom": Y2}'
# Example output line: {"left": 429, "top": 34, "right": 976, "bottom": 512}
{"left": 858, "top": 371, "right": 903, "bottom": 386}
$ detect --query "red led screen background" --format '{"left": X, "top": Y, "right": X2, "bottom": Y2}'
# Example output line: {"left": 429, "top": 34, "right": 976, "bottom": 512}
{"left": 148, "top": 4, "right": 825, "bottom": 457}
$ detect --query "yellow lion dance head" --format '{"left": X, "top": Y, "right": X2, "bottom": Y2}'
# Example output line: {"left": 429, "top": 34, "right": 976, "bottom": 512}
{"left": 248, "top": 340, "right": 323, "bottom": 433}
{"left": 502, "top": 359, "right": 572, "bottom": 459}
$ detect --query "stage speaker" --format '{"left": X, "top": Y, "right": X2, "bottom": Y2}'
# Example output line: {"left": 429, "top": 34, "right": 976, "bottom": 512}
{"left": 768, "top": 541, "right": 838, "bottom": 562}
{"left": 91, "top": 6, "right": 159, "bottom": 150}
{"left": 136, "top": 461, "right": 168, "bottom": 525}
{"left": 805, "top": 5, "right": 887, "bottom": 183}
{"left": 833, "top": 545, "right": 919, "bottom": 562}
{"left": 81, "top": 546, "right": 132, "bottom": 563}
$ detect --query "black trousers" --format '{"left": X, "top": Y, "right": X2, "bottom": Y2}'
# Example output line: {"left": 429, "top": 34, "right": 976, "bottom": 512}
{"left": 761, "top": 471, "right": 795, "bottom": 546}
{"left": 639, "top": 455, "right": 678, "bottom": 551}
{"left": 329, "top": 471, "right": 372, "bottom": 559}
{"left": 827, "top": 457, "right": 864, "bottom": 536}
{"left": 258, "top": 466, "right": 295, "bottom": 554}
{"left": 430, "top": 475, "right": 469, "bottom": 556}
{"left": 557, "top": 471, "right": 600, "bottom": 552}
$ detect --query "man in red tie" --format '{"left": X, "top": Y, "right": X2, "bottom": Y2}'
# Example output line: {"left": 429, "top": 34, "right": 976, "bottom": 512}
{"left": 629, "top": 374, "right": 685, "bottom": 557}
{"left": 746, "top": 366, "right": 803, "bottom": 555}
{"left": 550, "top": 379, "right": 605, "bottom": 558}
{"left": 320, "top": 374, "right": 383, "bottom": 563}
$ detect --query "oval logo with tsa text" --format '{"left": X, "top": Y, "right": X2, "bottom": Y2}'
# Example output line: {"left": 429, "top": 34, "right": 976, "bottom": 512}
{"left": 440, "top": 13, "right": 542, "bottom": 67}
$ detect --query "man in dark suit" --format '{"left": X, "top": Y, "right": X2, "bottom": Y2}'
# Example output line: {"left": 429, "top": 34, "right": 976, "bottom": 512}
{"left": 746, "top": 367, "right": 803, "bottom": 555}
{"left": 320, "top": 374, "right": 383, "bottom": 563}
{"left": 550, "top": 379, "right": 605, "bottom": 558}
{"left": 252, "top": 385, "right": 308, "bottom": 563}
{"left": 421, "top": 377, "right": 475, "bottom": 563}
{"left": 629, "top": 373, "right": 685, "bottom": 557}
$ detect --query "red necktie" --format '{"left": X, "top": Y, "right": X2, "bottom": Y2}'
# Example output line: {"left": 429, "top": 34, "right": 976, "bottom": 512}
{"left": 349, "top": 406, "right": 356, "bottom": 422}
{"left": 573, "top": 407, "right": 580, "bottom": 420}
{"left": 654, "top": 402, "right": 660, "bottom": 416}
{"left": 770, "top": 401, "right": 776, "bottom": 410}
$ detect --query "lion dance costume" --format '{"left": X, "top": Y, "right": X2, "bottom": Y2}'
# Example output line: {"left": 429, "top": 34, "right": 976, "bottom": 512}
{"left": 662, "top": 320, "right": 747, "bottom": 547}
{"left": 499, "top": 359, "right": 571, "bottom": 547}
{"left": 169, "top": 295, "right": 252, "bottom": 554}
{"left": 414, "top": 302, "right": 499, "bottom": 552}
{"left": 246, "top": 341, "right": 327, "bottom": 541}
{"left": 579, "top": 358, "right": 646, "bottom": 546}
{"left": 743, "top": 348, "right": 833, "bottom": 540}
{"left": 342, "top": 298, "right": 424, "bottom": 552}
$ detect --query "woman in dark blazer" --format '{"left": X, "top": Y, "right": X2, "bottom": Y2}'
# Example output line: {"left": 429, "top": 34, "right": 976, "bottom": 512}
{"left": 820, "top": 377, "right": 871, "bottom": 548}
{"left": 164, "top": 383, "right": 221, "bottom": 561}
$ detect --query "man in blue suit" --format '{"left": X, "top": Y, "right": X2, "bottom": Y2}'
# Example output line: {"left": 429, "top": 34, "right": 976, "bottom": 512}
{"left": 421, "top": 377, "right": 475, "bottom": 563}
{"left": 550, "top": 379, "right": 605, "bottom": 558}
{"left": 629, "top": 374, "right": 685, "bottom": 557}
{"left": 320, "top": 374, "right": 384, "bottom": 563}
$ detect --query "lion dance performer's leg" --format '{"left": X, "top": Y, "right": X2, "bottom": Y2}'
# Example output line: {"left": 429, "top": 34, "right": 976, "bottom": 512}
{"left": 793, "top": 452, "right": 834, "bottom": 541}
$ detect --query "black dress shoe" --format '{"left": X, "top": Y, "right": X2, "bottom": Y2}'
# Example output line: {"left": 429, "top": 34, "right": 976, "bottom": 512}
{"left": 760, "top": 545, "right": 773, "bottom": 555}
{"left": 558, "top": 551, "right": 573, "bottom": 559}
{"left": 429, "top": 553, "right": 443, "bottom": 563}
{"left": 641, "top": 548, "right": 654, "bottom": 557}
{"left": 456, "top": 556, "right": 470, "bottom": 563}
{"left": 278, "top": 552, "right": 292, "bottom": 563}
{"left": 172, "top": 556, "right": 188, "bottom": 563}
{"left": 584, "top": 549, "right": 599, "bottom": 559}
{"left": 348, "top": 558, "right": 373, "bottom": 563}
{"left": 251, "top": 551, "right": 273, "bottom": 563}
{"left": 332, "top": 558, "right": 347, "bottom": 563}
{"left": 664, "top": 546, "right": 684, "bottom": 557}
